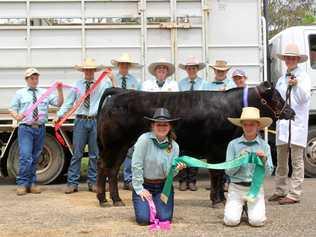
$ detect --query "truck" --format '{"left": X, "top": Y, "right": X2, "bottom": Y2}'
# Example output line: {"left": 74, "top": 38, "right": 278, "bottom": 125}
{"left": 0, "top": 0, "right": 292, "bottom": 184}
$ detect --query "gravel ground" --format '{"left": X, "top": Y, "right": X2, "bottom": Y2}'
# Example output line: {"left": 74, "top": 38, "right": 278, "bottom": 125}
{"left": 0, "top": 177, "right": 315, "bottom": 237}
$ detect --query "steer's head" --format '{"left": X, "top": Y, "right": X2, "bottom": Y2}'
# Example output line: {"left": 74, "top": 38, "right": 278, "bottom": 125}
{"left": 255, "top": 81, "right": 295, "bottom": 120}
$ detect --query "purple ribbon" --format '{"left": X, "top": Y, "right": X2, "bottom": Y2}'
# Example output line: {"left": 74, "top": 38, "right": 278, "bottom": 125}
{"left": 243, "top": 86, "right": 248, "bottom": 107}
{"left": 147, "top": 198, "right": 171, "bottom": 231}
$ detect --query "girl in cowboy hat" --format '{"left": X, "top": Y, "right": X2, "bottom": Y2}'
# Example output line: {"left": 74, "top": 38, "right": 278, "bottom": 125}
{"left": 177, "top": 56, "right": 207, "bottom": 191}
{"left": 142, "top": 59, "right": 179, "bottom": 92}
{"left": 206, "top": 60, "right": 236, "bottom": 91}
{"left": 269, "top": 43, "right": 311, "bottom": 205}
{"left": 55, "top": 58, "right": 113, "bottom": 194}
{"left": 132, "top": 108, "right": 186, "bottom": 225}
{"left": 224, "top": 107, "right": 273, "bottom": 227}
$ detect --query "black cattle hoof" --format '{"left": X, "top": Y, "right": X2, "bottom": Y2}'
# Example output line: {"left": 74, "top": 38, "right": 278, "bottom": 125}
{"left": 211, "top": 201, "right": 225, "bottom": 209}
{"left": 99, "top": 200, "right": 110, "bottom": 208}
{"left": 113, "top": 201, "right": 125, "bottom": 207}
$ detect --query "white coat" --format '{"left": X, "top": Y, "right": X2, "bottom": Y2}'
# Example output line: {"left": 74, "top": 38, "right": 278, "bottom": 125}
{"left": 275, "top": 67, "right": 311, "bottom": 147}
{"left": 141, "top": 78, "right": 179, "bottom": 92}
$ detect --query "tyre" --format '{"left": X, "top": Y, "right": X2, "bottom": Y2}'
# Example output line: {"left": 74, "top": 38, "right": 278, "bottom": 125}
{"left": 7, "top": 133, "right": 65, "bottom": 184}
{"left": 304, "top": 125, "right": 316, "bottom": 177}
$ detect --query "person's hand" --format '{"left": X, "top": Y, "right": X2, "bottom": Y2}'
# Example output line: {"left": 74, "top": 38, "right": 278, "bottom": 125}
{"left": 288, "top": 76, "right": 298, "bottom": 86}
{"left": 16, "top": 113, "right": 25, "bottom": 121}
{"left": 52, "top": 117, "right": 60, "bottom": 125}
{"left": 139, "top": 189, "right": 152, "bottom": 202}
{"left": 176, "top": 162, "right": 186, "bottom": 171}
{"left": 56, "top": 81, "right": 63, "bottom": 90}
{"left": 108, "top": 71, "right": 115, "bottom": 82}
{"left": 256, "top": 150, "right": 267, "bottom": 162}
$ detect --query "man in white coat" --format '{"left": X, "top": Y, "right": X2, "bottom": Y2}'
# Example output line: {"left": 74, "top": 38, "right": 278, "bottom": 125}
{"left": 269, "top": 43, "right": 311, "bottom": 205}
{"left": 142, "top": 58, "right": 179, "bottom": 92}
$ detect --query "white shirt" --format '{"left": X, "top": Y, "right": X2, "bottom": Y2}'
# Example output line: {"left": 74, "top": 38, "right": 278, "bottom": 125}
{"left": 275, "top": 67, "right": 311, "bottom": 147}
{"left": 141, "top": 78, "right": 179, "bottom": 92}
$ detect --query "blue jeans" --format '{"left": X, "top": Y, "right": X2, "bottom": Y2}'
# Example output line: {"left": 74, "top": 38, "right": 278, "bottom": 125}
{"left": 67, "top": 119, "right": 98, "bottom": 187}
{"left": 17, "top": 124, "right": 45, "bottom": 187}
{"left": 132, "top": 182, "right": 174, "bottom": 225}
{"left": 123, "top": 146, "right": 134, "bottom": 183}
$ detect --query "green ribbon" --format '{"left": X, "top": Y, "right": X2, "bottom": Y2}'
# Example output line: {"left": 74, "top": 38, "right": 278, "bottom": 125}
{"left": 161, "top": 152, "right": 265, "bottom": 204}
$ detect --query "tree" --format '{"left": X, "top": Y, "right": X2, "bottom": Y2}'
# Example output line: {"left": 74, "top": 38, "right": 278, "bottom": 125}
{"left": 268, "top": 0, "right": 314, "bottom": 38}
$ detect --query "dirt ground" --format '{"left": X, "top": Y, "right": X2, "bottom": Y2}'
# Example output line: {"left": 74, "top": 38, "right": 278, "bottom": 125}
{"left": 0, "top": 177, "right": 315, "bottom": 237}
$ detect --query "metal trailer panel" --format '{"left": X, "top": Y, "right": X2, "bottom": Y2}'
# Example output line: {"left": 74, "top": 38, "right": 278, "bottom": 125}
{"left": 0, "top": 0, "right": 264, "bottom": 110}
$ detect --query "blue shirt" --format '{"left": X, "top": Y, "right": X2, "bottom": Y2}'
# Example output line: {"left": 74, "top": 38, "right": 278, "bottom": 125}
{"left": 10, "top": 87, "right": 58, "bottom": 124}
{"left": 132, "top": 132, "right": 180, "bottom": 195}
{"left": 57, "top": 78, "right": 112, "bottom": 118}
{"left": 114, "top": 73, "right": 141, "bottom": 90}
{"left": 204, "top": 77, "right": 236, "bottom": 91}
{"left": 225, "top": 135, "right": 273, "bottom": 183}
{"left": 178, "top": 76, "right": 208, "bottom": 91}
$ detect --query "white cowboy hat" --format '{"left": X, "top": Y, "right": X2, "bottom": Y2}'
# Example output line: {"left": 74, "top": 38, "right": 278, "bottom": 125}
{"left": 148, "top": 58, "right": 175, "bottom": 77}
{"left": 276, "top": 43, "right": 308, "bottom": 63}
{"left": 178, "top": 56, "right": 206, "bottom": 71}
{"left": 74, "top": 58, "right": 103, "bottom": 72}
{"left": 111, "top": 53, "right": 141, "bottom": 68}
{"left": 228, "top": 107, "right": 272, "bottom": 129}
{"left": 24, "top": 68, "right": 40, "bottom": 78}
{"left": 209, "top": 60, "right": 231, "bottom": 71}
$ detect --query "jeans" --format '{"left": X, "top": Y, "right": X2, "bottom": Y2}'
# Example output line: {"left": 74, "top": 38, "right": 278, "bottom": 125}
{"left": 67, "top": 119, "right": 98, "bottom": 187}
{"left": 17, "top": 124, "right": 45, "bottom": 187}
{"left": 123, "top": 146, "right": 134, "bottom": 184}
{"left": 132, "top": 182, "right": 174, "bottom": 225}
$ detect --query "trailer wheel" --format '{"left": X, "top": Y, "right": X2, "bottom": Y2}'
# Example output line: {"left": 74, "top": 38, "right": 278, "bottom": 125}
{"left": 7, "top": 133, "right": 65, "bottom": 184}
{"left": 305, "top": 126, "right": 316, "bottom": 177}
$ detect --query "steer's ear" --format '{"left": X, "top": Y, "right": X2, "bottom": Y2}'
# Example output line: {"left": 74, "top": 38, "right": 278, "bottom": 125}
{"left": 261, "top": 81, "right": 272, "bottom": 90}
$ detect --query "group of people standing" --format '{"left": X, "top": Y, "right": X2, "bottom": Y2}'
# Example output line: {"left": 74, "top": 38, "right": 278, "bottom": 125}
{"left": 9, "top": 42, "right": 310, "bottom": 228}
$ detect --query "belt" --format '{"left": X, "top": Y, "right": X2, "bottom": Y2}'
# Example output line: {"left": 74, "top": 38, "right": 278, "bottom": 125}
{"left": 76, "top": 114, "right": 96, "bottom": 120}
{"left": 20, "top": 123, "right": 44, "bottom": 129}
{"left": 144, "top": 178, "right": 166, "bottom": 184}
{"left": 233, "top": 182, "right": 251, "bottom": 187}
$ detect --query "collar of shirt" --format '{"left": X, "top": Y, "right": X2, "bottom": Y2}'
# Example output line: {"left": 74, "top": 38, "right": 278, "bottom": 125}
{"left": 186, "top": 76, "right": 201, "bottom": 83}
{"left": 117, "top": 73, "right": 131, "bottom": 79}
{"left": 238, "top": 135, "right": 260, "bottom": 145}
{"left": 27, "top": 86, "right": 38, "bottom": 91}
{"left": 212, "top": 77, "right": 228, "bottom": 85}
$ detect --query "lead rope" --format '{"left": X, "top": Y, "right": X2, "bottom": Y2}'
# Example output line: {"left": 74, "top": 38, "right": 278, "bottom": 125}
{"left": 285, "top": 85, "right": 292, "bottom": 160}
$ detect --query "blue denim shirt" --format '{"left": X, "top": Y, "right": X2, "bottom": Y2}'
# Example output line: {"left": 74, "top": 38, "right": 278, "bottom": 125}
{"left": 56, "top": 78, "right": 112, "bottom": 118}
{"left": 178, "top": 76, "right": 208, "bottom": 91}
{"left": 204, "top": 77, "right": 236, "bottom": 91}
{"left": 225, "top": 135, "right": 273, "bottom": 183}
{"left": 132, "top": 132, "right": 180, "bottom": 195}
{"left": 114, "top": 73, "right": 141, "bottom": 90}
{"left": 10, "top": 87, "right": 58, "bottom": 124}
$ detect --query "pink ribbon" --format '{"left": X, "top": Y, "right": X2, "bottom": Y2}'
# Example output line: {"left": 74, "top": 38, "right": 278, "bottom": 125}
{"left": 22, "top": 82, "right": 80, "bottom": 121}
{"left": 147, "top": 198, "right": 171, "bottom": 231}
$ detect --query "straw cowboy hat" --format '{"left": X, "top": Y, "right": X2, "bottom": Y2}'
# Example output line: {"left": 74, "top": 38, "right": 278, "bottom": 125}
{"left": 144, "top": 108, "right": 180, "bottom": 123}
{"left": 111, "top": 53, "right": 141, "bottom": 68}
{"left": 276, "top": 43, "right": 308, "bottom": 63}
{"left": 178, "top": 56, "right": 206, "bottom": 71}
{"left": 228, "top": 107, "right": 272, "bottom": 129}
{"left": 74, "top": 58, "right": 103, "bottom": 72}
{"left": 210, "top": 60, "right": 231, "bottom": 71}
{"left": 148, "top": 58, "right": 175, "bottom": 77}
{"left": 24, "top": 68, "right": 40, "bottom": 78}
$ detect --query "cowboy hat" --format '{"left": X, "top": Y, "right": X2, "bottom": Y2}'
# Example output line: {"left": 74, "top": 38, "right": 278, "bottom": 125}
{"left": 276, "top": 43, "right": 308, "bottom": 63}
{"left": 228, "top": 107, "right": 272, "bottom": 129}
{"left": 144, "top": 108, "right": 180, "bottom": 123}
{"left": 74, "top": 58, "right": 103, "bottom": 72}
{"left": 178, "top": 56, "right": 206, "bottom": 71}
{"left": 24, "top": 68, "right": 40, "bottom": 78}
{"left": 209, "top": 60, "right": 231, "bottom": 71}
{"left": 148, "top": 59, "right": 175, "bottom": 77}
{"left": 111, "top": 53, "right": 141, "bottom": 68}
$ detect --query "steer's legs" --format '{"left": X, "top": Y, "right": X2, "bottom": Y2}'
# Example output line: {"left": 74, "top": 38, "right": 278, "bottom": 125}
{"left": 209, "top": 170, "right": 226, "bottom": 208}
{"left": 96, "top": 159, "right": 109, "bottom": 207}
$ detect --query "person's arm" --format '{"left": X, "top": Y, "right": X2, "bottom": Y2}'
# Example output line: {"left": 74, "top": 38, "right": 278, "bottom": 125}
{"left": 107, "top": 71, "right": 116, "bottom": 87}
{"left": 131, "top": 136, "right": 148, "bottom": 195}
{"left": 263, "top": 143, "right": 273, "bottom": 176}
{"left": 9, "top": 92, "right": 24, "bottom": 121}
{"left": 225, "top": 141, "right": 240, "bottom": 176}
{"left": 55, "top": 88, "right": 77, "bottom": 119}
{"left": 49, "top": 82, "right": 64, "bottom": 107}
{"left": 291, "top": 73, "right": 311, "bottom": 104}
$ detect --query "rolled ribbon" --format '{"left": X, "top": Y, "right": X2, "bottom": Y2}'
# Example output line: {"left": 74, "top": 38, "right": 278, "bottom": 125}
{"left": 148, "top": 198, "right": 171, "bottom": 231}
{"left": 54, "top": 68, "right": 112, "bottom": 145}
{"left": 161, "top": 152, "right": 265, "bottom": 204}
